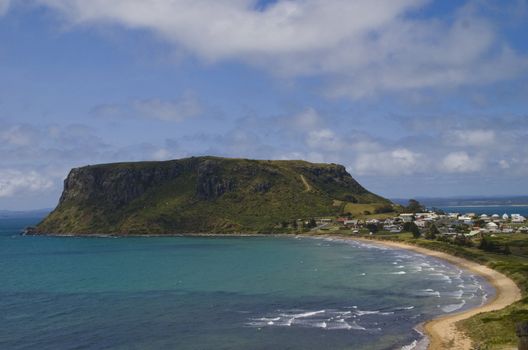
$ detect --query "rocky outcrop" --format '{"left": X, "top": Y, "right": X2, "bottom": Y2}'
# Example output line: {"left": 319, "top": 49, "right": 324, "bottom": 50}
{"left": 59, "top": 163, "right": 183, "bottom": 209}
{"left": 196, "top": 160, "right": 235, "bottom": 200}
{"left": 35, "top": 156, "right": 390, "bottom": 235}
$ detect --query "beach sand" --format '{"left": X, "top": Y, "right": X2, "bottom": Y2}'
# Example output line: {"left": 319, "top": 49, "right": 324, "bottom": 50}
{"left": 348, "top": 237, "right": 522, "bottom": 350}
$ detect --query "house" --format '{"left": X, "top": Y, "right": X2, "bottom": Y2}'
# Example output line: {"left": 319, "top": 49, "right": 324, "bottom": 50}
{"left": 458, "top": 215, "right": 474, "bottom": 225}
{"left": 414, "top": 220, "right": 427, "bottom": 228}
{"left": 502, "top": 213, "right": 509, "bottom": 220}
{"left": 336, "top": 217, "right": 348, "bottom": 224}
{"left": 400, "top": 213, "right": 414, "bottom": 223}
{"left": 383, "top": 224, "right": 402, "bottom": 233}
{"left": 344, "top": 219, "right": 359, "bottom": 227}
{"left": 317, "top": 218, "right": 332, "bottom": 223}
{"left": 512, "top": 214, "right": 527, "bottom": 223}
{"left": 485, "top": 222, "right": 499, "bottom": 232}
{"left": 466, "top": 230, "right": 481, "bottom": 237}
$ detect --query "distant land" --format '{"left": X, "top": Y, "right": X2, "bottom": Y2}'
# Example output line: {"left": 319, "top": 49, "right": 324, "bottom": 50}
{"left": 392, "top": 196, "right": 528, "bottom": 208}
{"left": 33, "top": 156, "right": 392, "bottom": 235}
{"left": 0, "top": 209, "right": 51, "bottom": 219}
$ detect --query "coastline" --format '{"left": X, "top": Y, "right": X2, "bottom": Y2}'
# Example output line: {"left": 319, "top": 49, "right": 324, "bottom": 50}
{"left": 340, "top": 236, "right": 522, "bottom": 350}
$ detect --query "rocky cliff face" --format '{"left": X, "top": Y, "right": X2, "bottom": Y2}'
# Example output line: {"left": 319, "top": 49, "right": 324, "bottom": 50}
{"left": 59, "top": 164, "right": 183, "bottom": 208}
{"left": 35, "top": 156, "right": 389, "bottom": 235}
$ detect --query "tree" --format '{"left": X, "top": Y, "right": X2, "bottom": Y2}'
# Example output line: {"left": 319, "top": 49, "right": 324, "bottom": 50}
{"left": 403, "top": 222, "right": 421, "bottom": 238}
{"left": 406, "top": 199, "right": 425, "bottom": 213}
{"left": 454, "top": 234, "right": 473, "bottom": 247}
{"left": 292, "top": 220, "right": 298, "bottom": 229}
{"left": 374, "top": 204, "right": 393, "bottom": 214}
{"left": 479, "top": 237, "right": 497, "bottom": 252}
{"left": 366, "top": 223, "right": 378, "bottom": 233}
{"left": 425, "top": 224, "right": 439, "bottom": 240}
{"left": 503, "top": 245, "right": 512, "bottom": 255}
{"left": 307, "top": 218, "right": 317, "bottom": 229}
{"left": 410, "top": 224, "right": 421, "bottom": 238}
{"left": 402, "top": 221, "right": 416, "bottom": 231}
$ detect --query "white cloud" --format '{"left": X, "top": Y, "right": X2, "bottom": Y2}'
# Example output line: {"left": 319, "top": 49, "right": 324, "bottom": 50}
{"left": 440, "top": 151, "right": 483, "bottom": 173}
{"left": 353, "top": 148, "right": 422, "bottom": 176}
{"left": 306, "top": 128, "right": 344, "bottom": 152}
{"left": 0, "top": 0, "right": 10, "bottom": 15}
{"left": 448, "top": 129, "right": 496, "bottom": 147}
{"left": 151, "top": 148, "right": 171, "bottom": 161}
{"left": 0, "top": 169, "right": 54, "bottom": 197}
{"left": 24, "top": 0, "right": 528, "bottom": 97}
{"left": 0, "top": 124, "right": 39, "bottom": 147}
{"left": 290, "top": 108, "right": 321, "bottom": 131}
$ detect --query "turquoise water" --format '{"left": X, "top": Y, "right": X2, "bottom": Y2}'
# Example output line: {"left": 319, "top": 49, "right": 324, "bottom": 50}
{"left": 438, "top": 205, "right": 528, "bottom": 216}
{"left": 0, "top": 217, "right": 493, "bottom": 349}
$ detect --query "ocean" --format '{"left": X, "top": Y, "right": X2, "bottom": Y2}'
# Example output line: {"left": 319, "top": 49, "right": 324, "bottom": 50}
{"left": 438, "top": 205, "right": 528, "bottom": 216}
{"left": 0, "top": 217, "right": 493, "bottom": 350}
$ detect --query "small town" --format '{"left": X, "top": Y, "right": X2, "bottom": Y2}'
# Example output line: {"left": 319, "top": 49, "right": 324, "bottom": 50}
{"left": 302, "top": 205, "right": 528, "bottom": 239}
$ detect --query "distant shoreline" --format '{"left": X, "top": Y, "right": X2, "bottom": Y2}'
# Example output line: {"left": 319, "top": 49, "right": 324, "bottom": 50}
{"left": 332, "top": 236, "right": 522, "bottom": 350}
{"left": 439, "top": 204, "right": 528, "bottom": 208}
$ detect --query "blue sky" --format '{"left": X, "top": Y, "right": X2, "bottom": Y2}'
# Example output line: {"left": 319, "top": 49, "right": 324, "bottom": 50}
{"left": 0, "top": 0, "right": 528, "bottom": 209}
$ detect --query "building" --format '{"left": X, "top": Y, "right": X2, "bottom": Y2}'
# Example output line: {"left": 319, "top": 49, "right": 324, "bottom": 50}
{"left": 485, "top": 222, "right": 499, "bottom": 232}
{"left": 512, "top": 214, "right": 527, "bottom": 223}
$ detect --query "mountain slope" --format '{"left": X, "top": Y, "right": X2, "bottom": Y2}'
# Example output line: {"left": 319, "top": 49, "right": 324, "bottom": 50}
{"left": 35, "top": 156, "right": 391, "bottom": 234}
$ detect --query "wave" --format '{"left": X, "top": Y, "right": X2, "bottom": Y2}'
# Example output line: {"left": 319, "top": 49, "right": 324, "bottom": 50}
{"left": 247, "top": 307, "right": 394, "bottom": 331}
{"left": 441, "top": 300, "right": 466, "bottom": 313}
{"left": 414, "top": 289, "right": 440, "bottom": 297}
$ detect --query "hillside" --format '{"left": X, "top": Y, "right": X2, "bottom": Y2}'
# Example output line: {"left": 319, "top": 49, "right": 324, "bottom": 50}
{"left": 34, "top": 156, "right": 391, "bottom": 234}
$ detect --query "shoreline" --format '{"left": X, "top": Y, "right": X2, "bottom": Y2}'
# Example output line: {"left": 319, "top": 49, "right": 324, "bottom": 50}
{"left": 337, "top": 236, "right": 522, "bottom": 350}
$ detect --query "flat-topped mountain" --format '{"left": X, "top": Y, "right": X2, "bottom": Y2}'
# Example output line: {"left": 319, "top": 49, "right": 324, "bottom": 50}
{"left": 35, "top": 156, "right": 391, "bottom": 234}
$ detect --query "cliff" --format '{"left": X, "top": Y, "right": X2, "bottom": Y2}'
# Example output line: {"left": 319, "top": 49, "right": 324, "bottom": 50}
{"left": 35, "top": 156, "right": 391, "bottom": 234}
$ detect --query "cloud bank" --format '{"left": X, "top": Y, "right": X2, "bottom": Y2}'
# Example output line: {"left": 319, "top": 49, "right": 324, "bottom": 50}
{"left": 23, "top": 0, "right": 528, "bottom": 97}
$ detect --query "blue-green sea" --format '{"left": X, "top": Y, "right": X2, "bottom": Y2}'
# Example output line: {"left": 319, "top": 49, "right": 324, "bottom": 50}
{"left": 438, "top": 205, "right": 528, "bottom": 216}
{"left": 0, "top": 217, "right": 493, "bottom": 350}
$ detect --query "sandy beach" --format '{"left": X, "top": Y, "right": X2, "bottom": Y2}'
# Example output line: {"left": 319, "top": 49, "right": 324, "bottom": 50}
{"left": 348, "top": 237, "right": 522, "bottom": 350}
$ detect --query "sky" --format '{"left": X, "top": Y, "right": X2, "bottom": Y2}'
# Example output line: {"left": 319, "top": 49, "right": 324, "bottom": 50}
{"left": 0, "top": 0, "right": 528, "bottom": 210}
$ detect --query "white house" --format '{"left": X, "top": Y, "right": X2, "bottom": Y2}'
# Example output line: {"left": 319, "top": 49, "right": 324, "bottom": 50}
{"left": 485, "top": 222, "right": 499, "bottom": 232}
{"left": 414, "top": 220, "right": 427, "bottom": 228}
{"left": 400, "top": 213, "right": 414, "bottom": 223}
{"left": 512, "top": 214, "right": 527, "bottom": 223}
{"left": 502, "top": 213, "right": 509, "bottom": 220}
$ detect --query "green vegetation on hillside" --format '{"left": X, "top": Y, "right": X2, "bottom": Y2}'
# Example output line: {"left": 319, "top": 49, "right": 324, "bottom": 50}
{"left": 36, "top": 156, "right": 391, "bottom": 234}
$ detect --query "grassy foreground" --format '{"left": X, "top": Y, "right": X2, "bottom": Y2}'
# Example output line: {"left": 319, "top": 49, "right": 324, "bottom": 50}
{"left": 324, "top": 231, "right": 528, "bottom": 349}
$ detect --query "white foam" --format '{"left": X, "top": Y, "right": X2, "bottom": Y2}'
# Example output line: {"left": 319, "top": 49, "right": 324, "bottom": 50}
{"left": 442, "top": 289, "right": 464, "bottom": 299}
{"left": 247, "top": 308, "right": 373, "bottom": 331}
{"left": 401, "top": 340, "right": 417, "bottom": 350}
{"left": 441, "top": 300, "right": 466, "bottom": 313}
{"left": 415, "top": 289, "right": 440, "bottom": 297}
